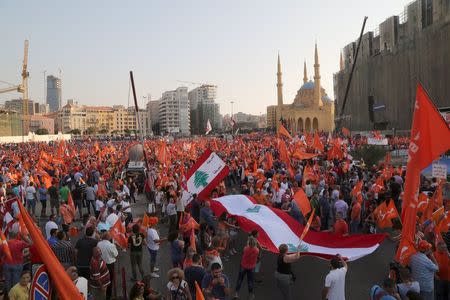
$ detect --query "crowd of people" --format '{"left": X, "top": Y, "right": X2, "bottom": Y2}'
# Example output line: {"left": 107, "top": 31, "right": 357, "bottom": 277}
{"left": 0, "top": 132, "right": 448, "bottom": 300}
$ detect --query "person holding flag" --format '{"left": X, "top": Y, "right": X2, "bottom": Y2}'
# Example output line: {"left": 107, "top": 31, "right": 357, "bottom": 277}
{"left": 274, "top": 244, "right": 302, "bottom": 300}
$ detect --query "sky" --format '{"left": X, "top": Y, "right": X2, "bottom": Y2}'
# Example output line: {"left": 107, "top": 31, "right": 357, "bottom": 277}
{"left": 0, "top": 0, "right": 413, "bottom": 115}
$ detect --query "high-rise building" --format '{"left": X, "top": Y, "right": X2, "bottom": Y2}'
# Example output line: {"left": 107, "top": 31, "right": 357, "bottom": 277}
{"left": 159, "top": 87, "right": 190, "bottom": 135}
{"left": 47, "top": 75, "right": 62, "bottom": 112}
{"left": 188, "top": 85, "right": 221, "bottom": 134}
{"left": 4, "top": 99, "right": 35, "bottom": 115}
{"left": 146, "top": 100, "right": 160, "bottom": 134}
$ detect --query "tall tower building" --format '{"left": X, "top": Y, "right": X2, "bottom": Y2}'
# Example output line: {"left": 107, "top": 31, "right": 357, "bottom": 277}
{"left": 303, "top": 60, "right": 308, "bottom": 84}
{"left": 314, "top": 43, "right": 323, "bottom": 107}
{"left": 277, "top": 53, "right": 283, "bottom": 107}
{"left": 47, "top": 75, "right": 62, "bottom": 112}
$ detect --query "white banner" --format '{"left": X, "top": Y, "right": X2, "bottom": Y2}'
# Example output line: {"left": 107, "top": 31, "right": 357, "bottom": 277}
{"left": 432, "top": 163, "right": 448, "bottom": 179}
{"left": 367, "top": 137, "right": 388, "bottom": 146}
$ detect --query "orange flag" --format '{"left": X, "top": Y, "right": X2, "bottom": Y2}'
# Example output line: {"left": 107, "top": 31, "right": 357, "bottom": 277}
{"left": 396, "top": 83, "right": 450, "bottom": 265}
{"left": 278, "top": 123, "right": 292, "bottom": 139}
{"left": 0, "top": 231, "right": 12, "bottom": 262}
{"left": 190, "top": 229, "right": 197, "bottom": 252}
{"left": 265, "top": 152, "right": 273, "bottom": 170}
{"left": 350, "top": 180, "right": 363, "bottom": 198}
{"left": 17, "top": 213, "right": 29, "bottom": 237}
{"left": 110, "top": 218, "right": 128, "bottom": 249}
{"left": 195, "top": 281, "right": 205, "bottom": 300}
{"left": 16, "top": 199, "right": 83, "bottom": 300}
{"left": 293, "top": 188, "right": 311, "bottom": 217}
{"left": 375, "top": 200, "right": 399, "bottom": 229}
{"left": 342, "top": 127, "right": 350, "bottom": 137}
{"left": 313, "top": 132, "right": 324, "bottom": 152}
{"left": 142, "top": 213, "right": 151, "bottom": 228}
{"left": 67, "top": 192, "right": 76, "bottom": 213}
{"left": 299, "top": 209, "right": 315, "bottom": 241}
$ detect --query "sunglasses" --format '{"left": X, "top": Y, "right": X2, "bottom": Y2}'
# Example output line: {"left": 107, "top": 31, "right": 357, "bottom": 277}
{"left": 171, "top": 276, "right": 180, "bottom": 280}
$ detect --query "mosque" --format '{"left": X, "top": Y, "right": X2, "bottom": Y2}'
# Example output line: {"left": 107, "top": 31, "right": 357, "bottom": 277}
{"left": 267, "top": 43, "right": 335, "bottom": 133}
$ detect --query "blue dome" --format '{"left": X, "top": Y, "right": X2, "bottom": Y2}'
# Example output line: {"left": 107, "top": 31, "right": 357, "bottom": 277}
{"left": 322, "top": 95, "right": 332, "bottom": 102}
{"left": 300, "top": 81, "right": 315, "bottom": 90}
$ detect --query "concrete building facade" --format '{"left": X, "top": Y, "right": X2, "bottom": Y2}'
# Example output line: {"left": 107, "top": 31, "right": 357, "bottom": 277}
{"left": 4, "top": 99, "right": 35, "bottom": 115}
{"left": 47, "top": 75, "right": 62, "bottom": 112}
{"left": 29, "top": 115, "right": 55, "bottom": 134}
{"left": 0, "top": 109, "right": 23, "bottom": 136}
{"left": 188, "top": 85, "right": 221, "bottom": 134}
{"left": 334, "top": 0, "right": 450, "bottom": 131}
{"left": 146, "top": 100, "right": 160, "bottom": 134}
{"left": 159, "top": 87, "right": 190, "bottom": 135}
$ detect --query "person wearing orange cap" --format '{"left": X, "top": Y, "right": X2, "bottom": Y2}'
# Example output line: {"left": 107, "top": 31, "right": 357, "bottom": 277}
{"left": 409, "top": 240, "right": 439, "bottom": 300}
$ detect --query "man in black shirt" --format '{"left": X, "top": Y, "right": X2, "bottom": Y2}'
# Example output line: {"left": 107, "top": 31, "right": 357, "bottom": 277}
{"left": 75, "top": 227, "right": 98, "bottom": 279}
{"left": 48, "top": 180, "right": 60, "bottom": 216}
{"left": 185, "top": 254, "right": 206, "bottom": 300}
{"left": 128, "top": 224, "right": 145, "bottom": 281}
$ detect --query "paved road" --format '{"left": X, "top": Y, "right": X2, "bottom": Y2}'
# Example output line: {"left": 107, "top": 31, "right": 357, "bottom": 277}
{"left": 38, "top": 194, "right": 394, "bottom": 299}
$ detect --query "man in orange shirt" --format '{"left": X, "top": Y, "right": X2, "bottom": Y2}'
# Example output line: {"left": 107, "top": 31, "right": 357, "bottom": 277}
{"left": 332, "top": 212, "right": 349, "bottom": 237}
{"left": 434, "top": 240, "right": 450, "bottom": 299}
{"left": 350, "top": 199, "right": 361, "bottom": 234}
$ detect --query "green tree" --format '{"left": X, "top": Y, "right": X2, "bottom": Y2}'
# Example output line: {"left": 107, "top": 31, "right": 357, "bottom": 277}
{"left": 85, "top": 127, "right": 97, "bottom": 135}
{"left": 69, "top": 128, "right": 81, "bottom": 135}
{"left": 124, "top": 129, "right": 131, "bottom": 135}
{"left": 34, "top": 128, "right": 49, "bottom": 135}
{"left": 99, "top": 128, "right": 109, "bottom": 134}
{"left": 351, "top": 145, "right": 388, "bottom": 167}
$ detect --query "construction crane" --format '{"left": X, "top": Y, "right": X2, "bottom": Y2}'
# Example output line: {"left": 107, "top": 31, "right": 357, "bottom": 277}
{"left": 176, "top": 80, "right": 212, "bottom": 86}
{"left": 0, "top": 40, "right": 29, "bottom": 133}
{"left": 0, "top": 40, "right": 29, "bottom": 102}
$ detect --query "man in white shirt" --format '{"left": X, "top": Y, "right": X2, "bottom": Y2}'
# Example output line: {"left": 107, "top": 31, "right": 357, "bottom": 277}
{"left": 322, "top": 254, "right": 348, "bottom": 300}
{"left": 25, "top": 182, "right": 37, "bottom": 216}
{"left": 45, "top": 214, "right": 59, "bottom": 239}
{"left": 97, "top": 231, "right": 118, "bottom": 299}
{"left": 146, "top": 221, "right": 165, "bottom": 278}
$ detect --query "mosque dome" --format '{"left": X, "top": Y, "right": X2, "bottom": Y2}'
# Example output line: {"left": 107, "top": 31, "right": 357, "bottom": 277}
{"left": 322, "top": 95, "right": 333, "bottom": 102}
{"left": 300, "top": 80, "right": 315, "bottom": 90}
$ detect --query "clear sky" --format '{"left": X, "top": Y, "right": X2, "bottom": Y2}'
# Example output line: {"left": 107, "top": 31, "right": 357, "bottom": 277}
{"left": 0, "top": 0, "right": 412, "bottom": 115}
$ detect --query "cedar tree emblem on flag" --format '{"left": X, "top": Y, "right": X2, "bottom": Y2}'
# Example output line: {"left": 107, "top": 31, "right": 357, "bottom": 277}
{"left": 194, "top": 171, "right": 209, "bottom": 188}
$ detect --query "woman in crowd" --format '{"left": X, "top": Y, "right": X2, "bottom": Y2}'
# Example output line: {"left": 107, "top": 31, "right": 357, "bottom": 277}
{"left": 166, "top": 268, "right": 192, "bottom": 300}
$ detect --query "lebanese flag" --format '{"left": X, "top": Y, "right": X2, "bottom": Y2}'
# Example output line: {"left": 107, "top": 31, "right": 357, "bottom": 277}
{"left": 210, "top": 195, "right": 385, "bottom": 261}
{"left": 396, "top": 83, "right": 450, "bottom": 265}
{"left": 185, "top": 149, "right": 229, "bottom": 200}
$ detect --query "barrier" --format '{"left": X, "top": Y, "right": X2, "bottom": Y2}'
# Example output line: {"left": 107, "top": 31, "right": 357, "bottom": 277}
{"left": 0, "top": 132, "right": 71, "bottom": 144}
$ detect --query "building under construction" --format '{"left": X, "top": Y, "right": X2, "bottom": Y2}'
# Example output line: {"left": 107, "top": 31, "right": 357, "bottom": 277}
{"left": 334, "top": 0, "right": 450, "bottom": 131}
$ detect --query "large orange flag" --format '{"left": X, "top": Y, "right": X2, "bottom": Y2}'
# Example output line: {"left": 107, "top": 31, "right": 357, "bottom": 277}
{"left": 16, "top": 199, "right": 83, "bottom": 300}
{"left": 293, "top": 188, "right": 311, "bottom": 217}
{"left": 278, "top": 123, "right": 292, "bottom": 139}
{"left": 312, "top": 132, "right": 324, "bottom": 152}
{"left": 396, "top": 83, "right": 450, "bottom": 265}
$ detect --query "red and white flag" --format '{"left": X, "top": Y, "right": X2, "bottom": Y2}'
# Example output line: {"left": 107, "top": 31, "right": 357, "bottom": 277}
{"left": 205, "top": 119, "right": 212, "bottom": 135}
{"left": 184, "top": 149, "right": 229, "bottom": 200}
{"left": 210, "top": 195, "right": 385, "bottom": 261}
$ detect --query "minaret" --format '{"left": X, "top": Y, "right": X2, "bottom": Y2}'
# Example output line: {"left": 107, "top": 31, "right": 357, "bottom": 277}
{"left": 314, "top": 42, "right": 323, "bottom": 106}
{"left": 277, "top": 53, "right": 283, "bottom": 107}
{"left": 303, "top": 60, "right": 308, "bottom": 84}
{"left": 340, "top": 52, "right": 344, "bottom": 71}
